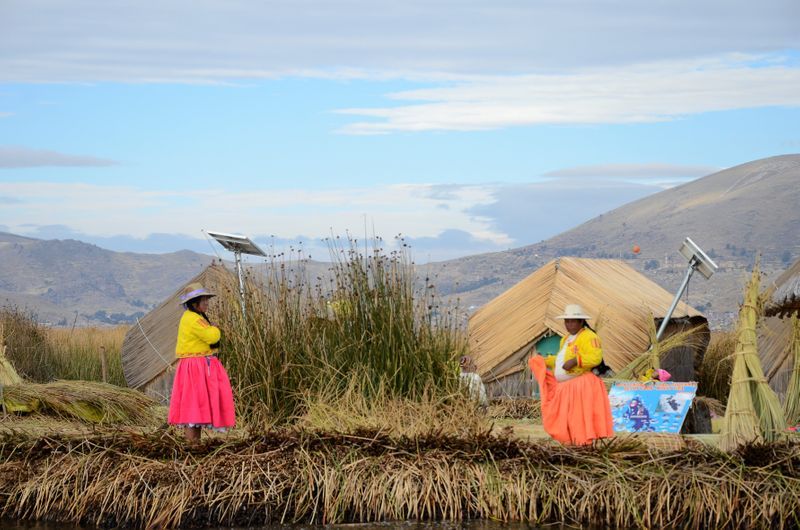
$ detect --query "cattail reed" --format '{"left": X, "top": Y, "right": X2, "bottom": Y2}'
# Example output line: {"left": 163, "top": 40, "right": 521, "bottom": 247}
{"left": 214, "top": 236, "right": 466, "bottom": 424}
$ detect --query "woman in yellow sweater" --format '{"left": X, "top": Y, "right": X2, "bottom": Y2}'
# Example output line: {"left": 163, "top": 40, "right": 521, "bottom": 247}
{"left": 528, "top": 304, "right": 613, "bottom": 445}
{"left": 168, "top": 282, "right": 235, "bottom": 441}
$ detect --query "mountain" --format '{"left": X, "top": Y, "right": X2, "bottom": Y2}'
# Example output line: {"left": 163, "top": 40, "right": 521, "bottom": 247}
{"left": 0, "top": 233, "right": 213, "bottom": 325}
{"left": 1, "top": 154, "right": 798, "bottom": 329}
{"left": 427, "top": 154, "right": 800, "bottom": 329}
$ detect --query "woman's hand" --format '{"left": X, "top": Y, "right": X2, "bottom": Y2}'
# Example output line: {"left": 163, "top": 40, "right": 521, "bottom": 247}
{"left": 562, "top": 358, "right": 578, "bottom": 371}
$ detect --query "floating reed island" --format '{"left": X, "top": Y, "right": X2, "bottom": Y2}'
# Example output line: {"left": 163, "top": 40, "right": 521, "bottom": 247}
{"left": 3, "top": 243, "right": 800, "bottom": 529}
{"left": 1, "top": 426, "right": 799, "bottom": 529}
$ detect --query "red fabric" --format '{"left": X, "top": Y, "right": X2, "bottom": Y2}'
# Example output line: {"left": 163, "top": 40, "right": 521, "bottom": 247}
{"left": 168, "top": 356, "right": 236, "bottom": 428}
{"left": 529, "top": 355, "right": 613, "bottom": 445}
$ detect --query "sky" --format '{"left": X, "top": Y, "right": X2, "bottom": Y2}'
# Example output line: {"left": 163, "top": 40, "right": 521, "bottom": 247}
{"left": 1, "top": 1, "right": 799, "bottom": 262}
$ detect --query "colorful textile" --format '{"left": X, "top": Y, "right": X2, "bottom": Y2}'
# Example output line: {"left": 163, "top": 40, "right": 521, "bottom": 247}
{"left": 175, "top": 310, "right": 221, "bottom": 359}
{"left": 168, "top": 355, "right": 235, "bottom": 429}
{"left": 543, "top": 327, "right": 603, "bottom": 376}
{"left": 529, "top": 355, "right": 613, "bottom": 445}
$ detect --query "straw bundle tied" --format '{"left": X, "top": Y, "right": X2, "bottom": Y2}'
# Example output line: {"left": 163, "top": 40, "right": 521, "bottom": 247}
{"left": 0, "top": 342, "right": 22, "bottom": 387}
{"left": 1, "top": 380, "right": 160, "bottom": 425}
{"left": 783, "top": 314, "right": 800, "bottom": 427}
{"left": 719, "top": 262, "right": 787, "bottom": 451}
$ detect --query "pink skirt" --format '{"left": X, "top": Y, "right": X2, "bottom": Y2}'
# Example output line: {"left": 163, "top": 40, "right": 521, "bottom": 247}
{"left": 168, "top": 356, "right": 236, "bottom": 429}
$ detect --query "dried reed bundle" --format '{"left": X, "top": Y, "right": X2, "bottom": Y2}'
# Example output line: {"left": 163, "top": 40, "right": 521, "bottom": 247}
{"left": 2, "top": 380, "right": 160, "bottom": 425}
{"left": 720, "top": 263, "right": 787, "bottom": 451}
{"left": 610, "top": 317, "right": 701, "bottom": 383}
{"left": 698, "top": 330, "right": 736, "bottom": 403}
{"left": 2, "top": 428, "right": 799, "bottom": 529}
{"left": 0, "top": 324, "right": 22, "bottom": 386}
{"left": 783, "top": 314, "right": 800, "bottom": 427}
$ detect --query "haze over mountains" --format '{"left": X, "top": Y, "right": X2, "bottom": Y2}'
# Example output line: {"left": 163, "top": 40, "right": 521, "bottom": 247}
{"left": 1, "top": 154, "right": 798, "bottom": 328}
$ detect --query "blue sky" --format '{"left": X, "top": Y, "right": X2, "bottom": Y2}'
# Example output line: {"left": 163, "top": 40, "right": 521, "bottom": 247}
{"left": 1, "top": 1, "right": 799, "bottom": 261}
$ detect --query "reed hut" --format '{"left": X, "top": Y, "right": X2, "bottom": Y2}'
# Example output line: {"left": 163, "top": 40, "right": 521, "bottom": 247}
{"left": 468, "top": 257, "right": 709, "bottom": 397}
{"left": 759, "top": 257, "right": 800, "bottom": 398}
{"left": 121, "top": 263, "right": 233, "bottom": 403}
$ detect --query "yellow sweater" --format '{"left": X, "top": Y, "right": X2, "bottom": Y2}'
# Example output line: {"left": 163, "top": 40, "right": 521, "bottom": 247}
{"left": 175, "top": 310, "right": 221, "bottom": 359}
{"left": 544, "top": 328, "right": 603, "bottom": 376}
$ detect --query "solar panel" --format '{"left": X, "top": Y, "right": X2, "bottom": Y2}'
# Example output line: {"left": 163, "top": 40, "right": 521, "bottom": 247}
{"left": 206, "top": 230, "right": 266, "bottom": 257}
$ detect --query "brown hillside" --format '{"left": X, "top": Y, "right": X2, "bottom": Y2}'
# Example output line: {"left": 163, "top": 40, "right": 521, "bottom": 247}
{"left": 429, "top": 154, "right": 800, "bottom": 329}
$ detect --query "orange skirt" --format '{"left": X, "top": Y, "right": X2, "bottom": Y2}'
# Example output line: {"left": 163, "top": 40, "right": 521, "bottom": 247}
{"left": 528, "top": 355, "right": 613, "bottom": 445}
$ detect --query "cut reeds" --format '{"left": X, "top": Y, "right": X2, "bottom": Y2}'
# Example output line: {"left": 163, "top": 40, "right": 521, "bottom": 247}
{"left": 0, "top": 329, "right": 22, "bottom": 386}
{"left": 698, "top": 330, "right": 736, "bottom": 403}
{"left": 2, "top": 380, "right": 160, "bottom": 425}
{"left": 782, "top": 314, "right": 800, "bottom": 427}
{"left": 610, "top": 316, "right": 701, "bottom": 383}
{"left": 719, "top": 262, "right": 787, "bottom": 451}
{"left": 1, "top": 428, "right": 799, "bottom": 529}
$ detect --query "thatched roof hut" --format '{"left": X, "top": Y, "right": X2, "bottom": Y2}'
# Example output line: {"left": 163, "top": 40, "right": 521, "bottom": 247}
{"left": 760, "top": 258, "right": 800, "bottom": 398}
{"left": 121, "top": 263, "right": 234, "bottom": 403}
{"left": 468, "top": 257, "right": 709, "bottom": 396}
{"left": 764, "top": 259, "right": 800, "bottom": 318}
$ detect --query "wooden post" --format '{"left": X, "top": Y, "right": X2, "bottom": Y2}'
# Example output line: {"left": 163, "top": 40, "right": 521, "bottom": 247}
{"left": 99, "top": 345, "right": 108, "bottom": 383}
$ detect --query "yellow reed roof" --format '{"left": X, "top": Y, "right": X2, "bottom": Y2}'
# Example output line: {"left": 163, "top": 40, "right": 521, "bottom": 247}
{"left": 121, "top": 263, "right": 233, "bottom": 390}
{"left": 468, "top": 257, "right": 704, "bottom": 381}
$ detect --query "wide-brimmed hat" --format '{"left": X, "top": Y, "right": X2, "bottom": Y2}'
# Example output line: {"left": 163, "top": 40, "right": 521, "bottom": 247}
{"left": 180, "top": 282, "right": 216, "bottom": 304}
{"left": 555, "top": 304, "right": 591, "bottom": 320}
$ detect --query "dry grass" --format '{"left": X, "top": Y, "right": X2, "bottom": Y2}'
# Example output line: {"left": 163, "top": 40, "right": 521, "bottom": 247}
{"left": 488, "top": 398, "right": 542, "bottom": 421}
{"left": 1, "top": 427, "right": 798, "bottom": 529}
{"left": 699, "top": 330, "right": 737, "bottom": 403}
{"left": 44, "top": 326, "right": 127, "bottom": 385}
{"left": 2, "top": 380, "right": 160, "bottom": 425}
{"left": 1, "top": 307, "right": 126, "bottom": 385}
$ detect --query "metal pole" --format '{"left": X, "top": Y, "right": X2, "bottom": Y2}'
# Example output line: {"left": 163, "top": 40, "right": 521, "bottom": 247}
{"left": 656, "top": 257, "right": 697, "bottom": 341}
{"left": 235, "top": 250, "right": 246, "bottom": 319}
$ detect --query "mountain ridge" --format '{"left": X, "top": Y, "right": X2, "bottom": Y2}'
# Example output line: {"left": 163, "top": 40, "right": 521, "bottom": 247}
{"left": 1, "top": 154, "right": 798, "bottom": 328}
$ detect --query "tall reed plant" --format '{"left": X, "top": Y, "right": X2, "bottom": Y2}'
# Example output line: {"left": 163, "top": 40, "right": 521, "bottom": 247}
{"left": 0, "top": 307, "right": 56, "bottom": 382}
{"left": 214, "top": 237, "right": 466, "bottom": 424}
{"left": 45, "top": 327, "right": 127, "bottom": 386}
{"left": 0, "top": 307, "right": 126, "bottom": 385}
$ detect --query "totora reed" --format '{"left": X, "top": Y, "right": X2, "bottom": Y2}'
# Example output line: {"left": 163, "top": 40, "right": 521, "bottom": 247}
{"left": 1, "top": 428, "right": 799, "bottom": 529}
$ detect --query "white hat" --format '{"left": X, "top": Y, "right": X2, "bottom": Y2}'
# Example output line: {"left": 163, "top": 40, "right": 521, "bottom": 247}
{"left": 555, "top": 304, "right": 591, "bottom": 320}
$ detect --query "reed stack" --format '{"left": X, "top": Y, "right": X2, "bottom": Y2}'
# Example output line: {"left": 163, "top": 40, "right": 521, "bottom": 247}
{"left": 719, "top": 262, "right": 786, "bottom": 451}
{"left": 783, "top": 314, "right": 800, "bottom": 426}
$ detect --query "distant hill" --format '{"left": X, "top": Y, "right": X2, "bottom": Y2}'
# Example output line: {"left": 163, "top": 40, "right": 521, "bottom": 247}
{"left": 0, "top": 233, "right": 213, "bottom": 325}
{"left": 427, "top": 154, "right": 800, "bottom": 329}
{"left": 1, "top": 154, "right": 798, "bottom": 329}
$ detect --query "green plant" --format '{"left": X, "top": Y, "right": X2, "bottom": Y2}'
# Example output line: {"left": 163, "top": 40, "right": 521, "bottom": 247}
{"left": 215, "top": 236, "right": 465, "bottom": 425}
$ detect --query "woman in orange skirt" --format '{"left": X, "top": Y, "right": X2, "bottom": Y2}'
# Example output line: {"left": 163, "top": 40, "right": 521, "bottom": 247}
{"left": 528, "top": 304, "right": 613, "bottom": 445}
{"left": 168, "top": 282, "right": 236, "bottom": 442}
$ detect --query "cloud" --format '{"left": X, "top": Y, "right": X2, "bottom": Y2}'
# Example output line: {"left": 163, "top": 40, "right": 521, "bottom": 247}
{"left": 0, "top": 181, "right": 510, "bottom": 255}
{"left": 337, "top": 56, "right": 800, "bottom": 133}
{"left": 543, "top": 163, "right": 721, "bottom": 179}
{"left": 0, "top": 146, "right": 117, "bottom": 168}
{"left": 0, "top": 196, "right": 22, "bottom": 204}
{"left": 0, "top": 176, "right": 673, "bottom": 261}
{"left": 1, "top": 1, "right": 798, "bottom": 83}
{"left": 467, "top": 180, "right": 662, "bottom": 244}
